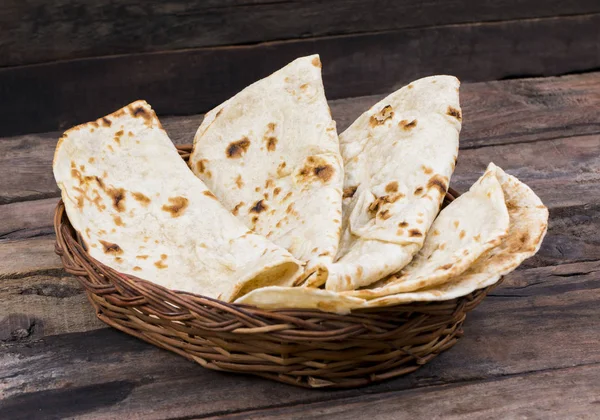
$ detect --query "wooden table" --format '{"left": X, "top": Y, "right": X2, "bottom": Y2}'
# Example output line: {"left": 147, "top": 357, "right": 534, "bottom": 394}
{"left": 1, "top": 73, "right": 600, "bottom": 419}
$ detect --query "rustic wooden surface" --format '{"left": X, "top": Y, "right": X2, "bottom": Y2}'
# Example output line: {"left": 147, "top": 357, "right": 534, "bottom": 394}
{"left": 1, "top": 73, "right": 600, "bottom": 419}
{"left": 1, "top": 3, "right": 599, "bottom": 136}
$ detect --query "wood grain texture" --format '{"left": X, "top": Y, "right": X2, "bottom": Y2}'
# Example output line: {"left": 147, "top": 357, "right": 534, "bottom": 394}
{"left": 2, "top": 13, "right": 599, "bottom": 136}
{"left": 2, "top": 260, "right": 599, "bottom": 418}
{"left": 1, "top": 73, "right": 599, "bottom": 205}
{"left": 211, "top": 364, "right": 600, "bottom": 420}
{"left": 3, "top": 0, "right": 600, "bottom": 67}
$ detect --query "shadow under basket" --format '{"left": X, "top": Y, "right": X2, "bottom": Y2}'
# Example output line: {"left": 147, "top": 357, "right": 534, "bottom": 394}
{"left": 53, "top": 144, "right": 501, "bottom": 389}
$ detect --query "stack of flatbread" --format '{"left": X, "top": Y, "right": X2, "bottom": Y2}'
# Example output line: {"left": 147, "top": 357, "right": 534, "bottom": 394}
{"left": 53, "top": 55, "right": 548, "bottom": 313}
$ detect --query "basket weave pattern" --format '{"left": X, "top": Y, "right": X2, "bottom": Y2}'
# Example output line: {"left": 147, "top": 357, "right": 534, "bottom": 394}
{"left": 53, "top": 144, "right": 499, "bottom": 388}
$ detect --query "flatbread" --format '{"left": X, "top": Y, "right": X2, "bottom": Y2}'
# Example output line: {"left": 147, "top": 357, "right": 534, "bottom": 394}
{"left": 190, "top": 55, "right": 343, "bottom": 285}
{"left": 325, "top": 76, "right": 462, "bottom": 291}
{"left": 361, "top": 164, "right": 548, "bottom": 307}
{"left": 345, "top": 163, "right": 510, "bottom": 299}
{"left": 235, "top": 286, "right": 365, "bottom": 314}
{"left": 53, "top": 100, "right": 302, "bottom": 302}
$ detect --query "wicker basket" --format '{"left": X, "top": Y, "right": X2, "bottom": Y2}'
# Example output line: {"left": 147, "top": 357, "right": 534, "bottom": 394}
{"left": 53, "top": 144, "right": 500, "bottom": 388}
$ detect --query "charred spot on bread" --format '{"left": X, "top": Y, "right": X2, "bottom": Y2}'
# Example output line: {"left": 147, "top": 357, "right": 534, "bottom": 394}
{"left": 226, "top": 137, "right": 251, "bottom": 158}
{"left": 161, "top": 196, "right": 189, "bottom": 217}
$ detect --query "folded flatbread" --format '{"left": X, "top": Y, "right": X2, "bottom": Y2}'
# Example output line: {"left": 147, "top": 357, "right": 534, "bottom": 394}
{"left": 235, "top": 286, "right": 365, "bottom": 314}
{"left": 362, "top": 164, "right": 548, "bottom": 307}
{"left": 326, "top": 76, "right": 462, "bottom": 291}
{"left": 190, "top": 55, "right": 343, "bottom": 285}
{"left": 346, "top": 163, "right": 510, "bottom": 298}
{"left": 53, "top": 101, "right": 301, "bottom": 302}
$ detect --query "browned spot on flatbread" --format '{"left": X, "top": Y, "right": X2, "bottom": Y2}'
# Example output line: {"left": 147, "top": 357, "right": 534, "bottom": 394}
{"left": 265, "top": 179, "right": 275, "bottom": 189}
{"left": 88, "top": 157, "right": 95, "bottom": 164}
{"left": 409, "top": 229, "right": 422, "bottom": 237}
{"left": 115, "top": 257, "right": 123, "bottom": 263}
{"left": 161, "top": 196, "right": 189, "bottom": 217}
{"left": 252, "top": 215, "right": 259, "bottom": 224}
{"left": 520, "top": 232, "right": 530, "bottom": 243}
{"left": 161, "top": 254, "right": 167, "bottom": 260}
{"left": 132, "top": 192, "right": 150, "bottom": 205}
{"left": 312, "top": 56, "right": 322, "bottom": 68}
{"left": 250, "top": 200, "right": 268, "bottom": 213}
{"left": 154, "top": 260, "right": 168, "bottom": 269}
{"left": 196, "top": 159, "right": 208, "bottom": 174}
{"left": 113, "top": 215, "right": 124, "bottom": 226}
{"left": 277, "top": 161, "right": 287, "bottom": 176}
{"left": 439, "top": 263, "right": 453, "bottom": 270}
{"left": 128, "top": 131, "right": 134, "bottom": 137}
{"left": 414, "top": 186, "right": 424, "bottom": 195}
{"left": 235, "top": 174, "right": 244, "bottom": 189}
{"left": 265, "top": 137, "right": 278, "bottom": 151}
{"left": 99, "top": 240, "right": 123, "bottom": 255}
{"left": 232, "top": 202, "right": 245, "bottom": 216}
{"left": 454, "top": 221, "right": 460, "bottom": 228}
{"left": 268, "top": 123, "right": 276, "bottom": 131}
{"left": 203, "top": 190, "right": 217, "bottom": 199}
{"left": 343, "top": 186, "right": 357, "bottom": 199}
{"left": 369, "top": 105, "right": 394, "bottom": 127}
{"left": 226, "top": 137, "right": 250, "bottom": 158}
{"left": 385, "top": 182, "right": 398, "bottom": 193}
{"left": 398, "top": 221, "right": 409, "bottom": 228}
{"left": 113, "top": 130, "right": 124, "bottom": 144}
{"left": 369, "top": 193, "right": 405, "bottom": 215}
{"left": 273, "top": 187, "right": 281, "bottom": 196}
{"left": 133, "top": 266, "right": 142, "bottom": 271}
{"left": 106, "top": 187, "right": 126, "bottom": 212}
{"left": 422, "top": 165, "right": 433, "bottom": 175}
{"left": 107, "top": 145, "right": 114, "bottom": 152}
{"left": 433, "top": 229, "right": 440, "bottom": 236}
{"left": 378, "top": 210, "right": 392, "bottom": 220}
{"left": 299, "top": 157, "right": 335, "bottom": 183}
{"left": 136, "top": 255, "right": 149, "bottom": 260}
{"left": 130, "top": 104, "right": 154, "bottom": 126}
{"left": 399, "top": 119, "right": 417, "bottom": 131}
{"left": 459, "top": 230, "right": 466, "bottom": 239}
{"left": 427, "top": 174, "right": 449, "bottom": 195}
{"left": 447, "top": 106, "right": 462, "bottom": 121}
{"left": 283, "top": 191, "right": 293, "bottom": 201}
{"left": 101, "top": 117, "right": 112, "bottom": 127}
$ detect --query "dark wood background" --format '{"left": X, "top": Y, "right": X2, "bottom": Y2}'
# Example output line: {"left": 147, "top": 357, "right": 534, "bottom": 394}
{"left": 1, "top": 0, "right": 599, "bottom": 137}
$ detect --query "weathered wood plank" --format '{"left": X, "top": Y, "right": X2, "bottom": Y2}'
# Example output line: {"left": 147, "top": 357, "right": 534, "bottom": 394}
{"left": 0, "top": 273, "right": 103, "bottom": 341}
{"left": 4, "top": 0, "right": 599, "bottom": 67}
{"left": 1, "top": 73, "right": 599, "bottom": 205}
{"left": 1, "top": 260, "right": 598, "bottom": 418}
{"left": 2, "top": 14, "right": 599, "bottom": 136}
{"left": 0, "top": 198, "right": 57, "bottom": 240}
{"left": 0, "top": 237, "right": 61, "bottom": 279}
{"left": 212, "top": 364, "right": 600, "bottom": 420}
